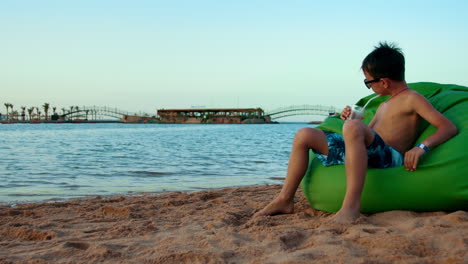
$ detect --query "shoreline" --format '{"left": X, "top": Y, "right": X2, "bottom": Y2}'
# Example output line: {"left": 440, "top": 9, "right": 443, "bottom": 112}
{"left": 0, "top": 120, "right": 121, "bottom": 124}
{"left": 1, "top": 184, "right": 466, "bottom": 263}
{"left": 1, "top": 120, "right": 312, "bottom": 125}
{"left": 1, "top": 177, "right": 287, "bottom": 206}
{"left": 0, "top": 120, "right": 281, "bottom": 124}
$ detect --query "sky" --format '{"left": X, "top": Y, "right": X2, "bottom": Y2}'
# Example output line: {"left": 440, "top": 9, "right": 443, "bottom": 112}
{"left": 1, "top": 0, "right": 468, "bottom": 120}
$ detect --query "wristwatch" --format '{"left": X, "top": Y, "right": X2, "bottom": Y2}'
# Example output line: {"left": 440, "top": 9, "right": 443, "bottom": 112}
{"left": 416, "top": 143, "right": 430, "bottom": 152}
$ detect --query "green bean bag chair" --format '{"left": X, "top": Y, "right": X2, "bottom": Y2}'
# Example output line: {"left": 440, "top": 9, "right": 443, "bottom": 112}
{"left": 301, "top": 82, "right": 468, "bottom": 213}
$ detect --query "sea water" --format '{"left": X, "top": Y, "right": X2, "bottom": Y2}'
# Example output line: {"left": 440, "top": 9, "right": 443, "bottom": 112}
{"left": 0, "top": 123, "right": 314, "bottom": 204}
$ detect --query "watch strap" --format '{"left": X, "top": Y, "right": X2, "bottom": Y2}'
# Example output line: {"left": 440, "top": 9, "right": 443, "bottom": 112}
{"left": 416, "top": 143, "right": 430, "bottom": 152}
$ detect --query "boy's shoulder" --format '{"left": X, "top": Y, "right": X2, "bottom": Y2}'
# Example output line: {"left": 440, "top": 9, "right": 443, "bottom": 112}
{"left": 383, "top": 89, "right": 430, "bottom": 113}
{"left": 392, "top": 89, "right": 435, "bottom": 114}
{"left": 398, "top": 89, "right": 429, "bottom": 104}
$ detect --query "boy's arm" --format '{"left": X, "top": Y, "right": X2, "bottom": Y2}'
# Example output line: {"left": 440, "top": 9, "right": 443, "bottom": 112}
{"left": 404, "top": 93, "right": 458, "bottom": 171}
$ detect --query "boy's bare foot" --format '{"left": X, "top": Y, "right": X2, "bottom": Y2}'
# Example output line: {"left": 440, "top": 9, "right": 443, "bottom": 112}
{"left": 330, "top": 208, "right": 362, "bottom": 224}
{"left": 253, "top": 197, "right": 294, "bottom": 217}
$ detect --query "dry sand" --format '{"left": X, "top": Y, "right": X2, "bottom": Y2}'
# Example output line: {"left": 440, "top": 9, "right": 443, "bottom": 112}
{"left": 1, "top": 184, "right": 467, "bottom": 264}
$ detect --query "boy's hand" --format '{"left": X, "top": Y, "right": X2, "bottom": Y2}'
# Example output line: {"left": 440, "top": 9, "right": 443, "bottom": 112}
{"left": 404, "top": 147, "right": 426, "bottom": 171}
{"left": 340, "top": 106, "right": 351, "bottom": 120}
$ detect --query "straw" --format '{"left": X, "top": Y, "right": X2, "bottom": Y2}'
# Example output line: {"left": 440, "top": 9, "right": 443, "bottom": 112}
{"left": 362, "top": 95, "right": 380, "bottom": 111}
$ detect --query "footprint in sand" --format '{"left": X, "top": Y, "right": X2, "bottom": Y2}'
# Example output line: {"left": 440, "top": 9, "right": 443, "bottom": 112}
{"left": 63, "top": 241, "right": 90, "bottom": 250}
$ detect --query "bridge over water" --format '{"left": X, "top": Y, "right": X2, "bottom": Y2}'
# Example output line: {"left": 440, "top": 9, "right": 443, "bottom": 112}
{"left": 60, "top": 106, "right": 150, "bottom": 120}
{"left": 265, "top": 104, "right": 338, "bottom": 120}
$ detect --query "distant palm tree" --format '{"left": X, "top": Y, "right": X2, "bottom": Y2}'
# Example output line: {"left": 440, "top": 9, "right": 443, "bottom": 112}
{"left": 51, "top": 106, "right": 57, "bottom": 120}
{"left": 21, "top": 106, "right": 26, "bottom": 121}
{"left": 4, "top": 103, "right": 10, "bottom": 120}
{"left": 35, "top": 107, "right": 40, "bottom": 119}
{"left": 43, "top": 103, "right": 50, "bottom": 120}
{"left": 9, "top": 104, "right": 14, "bottom": 120}
{"left": 27, "top": 107, "right": 35, "bottom": 120}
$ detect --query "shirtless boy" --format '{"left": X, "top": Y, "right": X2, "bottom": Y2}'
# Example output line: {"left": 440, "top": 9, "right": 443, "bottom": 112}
{"left": 254, "top": 42, "right": 458, "bottom": 223}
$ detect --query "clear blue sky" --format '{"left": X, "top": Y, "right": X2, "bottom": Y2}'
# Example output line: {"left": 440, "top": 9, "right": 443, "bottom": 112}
{"left": 2, "top": 0, "right": 467, "bottom": 118}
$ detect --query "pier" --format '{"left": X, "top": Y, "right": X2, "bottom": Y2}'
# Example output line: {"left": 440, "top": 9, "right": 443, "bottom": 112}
{"left": 157, "top": 108, "right": 268, "bottom": 124}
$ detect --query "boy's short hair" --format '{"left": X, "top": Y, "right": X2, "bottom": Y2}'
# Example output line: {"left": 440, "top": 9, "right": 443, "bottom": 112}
{"left": 361, "top": 42, "right": 405, "bottom": 81}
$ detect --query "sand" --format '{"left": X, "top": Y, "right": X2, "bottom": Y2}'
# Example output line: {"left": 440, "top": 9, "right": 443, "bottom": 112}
{"left": 1, "top": 184, "right": 467, "bottom": 264}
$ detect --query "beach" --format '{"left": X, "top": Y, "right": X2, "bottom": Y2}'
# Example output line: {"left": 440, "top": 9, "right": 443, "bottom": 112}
{"left": 1, "top": 184, "right": 467, "bottom": 264}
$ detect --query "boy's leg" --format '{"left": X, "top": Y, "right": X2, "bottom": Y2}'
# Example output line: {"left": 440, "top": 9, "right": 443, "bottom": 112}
{"left": 254, "top": 127, "right": 328, "bottom": 217}
{"left": 333, "top": 120, "right": 375, "bottom": 223}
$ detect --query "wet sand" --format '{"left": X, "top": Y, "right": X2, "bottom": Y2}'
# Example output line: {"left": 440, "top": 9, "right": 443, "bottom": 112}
{"left": 1, "top": 184, "right": 467, "bottom": 263}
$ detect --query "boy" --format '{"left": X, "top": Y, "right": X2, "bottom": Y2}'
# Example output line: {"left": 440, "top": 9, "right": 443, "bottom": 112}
{"left": 254, "top": 42, "right": 458, "bottom": 223}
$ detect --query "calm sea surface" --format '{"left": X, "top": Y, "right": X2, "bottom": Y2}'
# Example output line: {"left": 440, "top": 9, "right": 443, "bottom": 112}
{"left": 0, "top": 123, "right": 314, "bottom": 204}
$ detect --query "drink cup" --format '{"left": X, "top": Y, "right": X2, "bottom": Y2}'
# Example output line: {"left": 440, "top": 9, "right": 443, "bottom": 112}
{"left": 348, "top": 105, "right": 364, "bottom": 120}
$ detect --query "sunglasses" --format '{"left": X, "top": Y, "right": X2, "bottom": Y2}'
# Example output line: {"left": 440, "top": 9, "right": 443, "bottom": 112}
{"left": 364, "top": 78, "right": 381, "bottom": 89}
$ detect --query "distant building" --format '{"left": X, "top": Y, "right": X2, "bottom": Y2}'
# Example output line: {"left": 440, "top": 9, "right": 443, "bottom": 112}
{"left": 157, "top": 108, "right": 271, "bottom": 124}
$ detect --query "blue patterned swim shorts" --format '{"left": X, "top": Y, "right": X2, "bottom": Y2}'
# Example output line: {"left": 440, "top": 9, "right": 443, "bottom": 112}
{"left": 312, "top": 130, "right": 403, "bottom": 168}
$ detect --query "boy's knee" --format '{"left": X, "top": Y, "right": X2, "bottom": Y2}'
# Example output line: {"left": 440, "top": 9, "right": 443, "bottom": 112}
{"left": 293, "top": 128, "right": 328, "bottom": 153}
{"left": 295, "top": 128, "right": 311, "bottom": 141}
{"left": 294, "top": 127, "right": 319, "bottom": 144}
{"left": 343, "top": 120, "right": 365, "bottom": 138}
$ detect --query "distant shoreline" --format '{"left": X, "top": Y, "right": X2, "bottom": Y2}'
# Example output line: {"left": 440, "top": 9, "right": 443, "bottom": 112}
{"left": 0, "top": 120, "right": 120, "bottom": 124}
{"left": 1, "top": 120, "right": 320, "bottom": 124}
